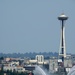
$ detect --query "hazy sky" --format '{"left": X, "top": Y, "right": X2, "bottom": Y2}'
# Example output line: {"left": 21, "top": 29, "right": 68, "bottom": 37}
{"left": 0, "top": 0, "right": 75, "bottom": 53}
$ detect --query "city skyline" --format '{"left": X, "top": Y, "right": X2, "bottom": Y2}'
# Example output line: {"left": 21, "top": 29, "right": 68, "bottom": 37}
{"left": 0, "top": 0, "right": 75, "bottom": 53}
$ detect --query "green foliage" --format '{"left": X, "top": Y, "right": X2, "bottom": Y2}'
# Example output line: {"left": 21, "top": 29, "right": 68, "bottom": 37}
{"left": 0, "top": 57, "right": 4, "bottom": 60}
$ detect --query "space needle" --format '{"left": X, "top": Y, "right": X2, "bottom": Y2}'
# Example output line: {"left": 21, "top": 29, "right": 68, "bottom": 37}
{"left": 58, "top": 13, "right": 68, "bottom": 63}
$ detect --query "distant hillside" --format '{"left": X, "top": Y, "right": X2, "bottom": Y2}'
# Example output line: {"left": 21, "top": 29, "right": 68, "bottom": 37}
{"left": 0, "top": 52, "right": 58, "bottom": 59}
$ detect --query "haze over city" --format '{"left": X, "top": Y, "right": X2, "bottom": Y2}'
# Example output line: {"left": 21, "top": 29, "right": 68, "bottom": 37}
{"left": 0, "top": 0, "right": 75, "bottom": 54}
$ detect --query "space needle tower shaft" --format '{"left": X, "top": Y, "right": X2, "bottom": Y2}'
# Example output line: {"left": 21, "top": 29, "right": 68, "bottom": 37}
{"left": 58, "top": 13, "right": 68, "bottom": 62}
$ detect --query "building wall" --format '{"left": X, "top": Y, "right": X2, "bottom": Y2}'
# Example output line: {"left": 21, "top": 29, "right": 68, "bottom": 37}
{"left": 64, "top": 58, "right": 72, "bottom": 67}
{"left": 36, "top": 55, "right": 44, "bottom": 62}
{"left": 9, "top": 61, "right": 19, "bottom": 66}
{"left": 49, "top": 57, "right": 58, "bottom": 72}
{"left": 49, "top": 57, "right": 73, "bottom": 73}
{"left": 3, "top": 66, "right": 25, "bottom": 72}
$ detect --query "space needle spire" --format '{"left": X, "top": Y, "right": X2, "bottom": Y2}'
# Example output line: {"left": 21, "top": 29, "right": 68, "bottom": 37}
{"left": 58, "top": 13, "right": 68, "bottom": 62}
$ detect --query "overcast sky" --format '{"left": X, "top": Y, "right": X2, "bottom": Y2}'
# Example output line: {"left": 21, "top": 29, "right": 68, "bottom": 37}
{"left": 0, "top": 0, "right": 75, "bottom": 54}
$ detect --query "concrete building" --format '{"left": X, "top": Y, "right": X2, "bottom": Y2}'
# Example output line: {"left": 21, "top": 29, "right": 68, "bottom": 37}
{"left": 49, "top": 57, "right": 58, "bottom": 73}
{"left": 49, "top": 56, "right": 72, "bottom": 73}
{"left": 9, "top": 61, "right": 19, "bottom": 66}
{"left": 36, "top": 55, "right": 44, "bottom": 63}
{"left": 3, "top": 66, "right": 25, "bottom": 72}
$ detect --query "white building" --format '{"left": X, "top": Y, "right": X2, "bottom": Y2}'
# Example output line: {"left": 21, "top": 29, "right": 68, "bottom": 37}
{"left": 49, "top": 57, "right": 72, "bottom": 73}
{"left": 9, "top": 61, "right": 19, "bottom": 66}
{"left": 3, "top": 66, "right": 25, "bottom": 72}
{"left": 36, "top": 55, "right": 44, "bottom": 63}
